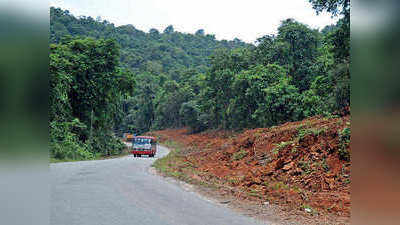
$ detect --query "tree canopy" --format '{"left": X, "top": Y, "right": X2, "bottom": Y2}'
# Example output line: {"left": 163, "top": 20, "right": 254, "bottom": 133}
{"left": 50, "top": 38, "right": 134, "bottom": 160}
{"left": 50, "top": 3, "right": 350, "bottom": 160}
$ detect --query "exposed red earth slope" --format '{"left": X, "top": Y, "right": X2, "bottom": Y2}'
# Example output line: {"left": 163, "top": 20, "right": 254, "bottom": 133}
{"left": 150, "top": 115, "right": 350, "bottom": 219}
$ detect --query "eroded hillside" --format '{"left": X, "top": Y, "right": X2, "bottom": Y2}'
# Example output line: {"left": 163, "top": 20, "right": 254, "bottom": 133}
{"left": 150, "top": 115, "right": 350, "bottom": 222}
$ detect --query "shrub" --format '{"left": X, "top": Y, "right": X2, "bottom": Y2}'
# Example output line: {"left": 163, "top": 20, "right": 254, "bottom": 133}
{"left": 338, "top": 127, "right": 350, "bottom": 161}
{"left": 232, "top": 149, "right": 248, "bottom": 160}
{"left": 50, "top": 120, "right": 94, "bottom": 161}
{"left": 180, "top": 100, "right": 207, "bottom": 133}
{"left": 253, "top": 78, "right": 302, "bottom": 127}
{"left": 272, "top": 141, "right": 294, "bottom": 154}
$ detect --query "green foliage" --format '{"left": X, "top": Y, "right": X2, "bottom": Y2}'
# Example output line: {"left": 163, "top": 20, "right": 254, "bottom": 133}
{"left": 298, "top": 160, "right": 313, "bottom": 174}
{"left": 254, "top": 78, "right": 302, "bottom": 127}
{"left": 300, "top": 89, "right": 325, "bottom": 117}
{"left": 256, "top": 19, "right": 322, "bottom": 91}
{"left": 309, "top": 0, "right": 350, "bottom": 17}
{"left": 179, "top": 100, "right": 207, "bottom": 133}
{"left": 338, "top": 127, "right": 351, "bottom": 161}
{"left": 152, "top": 81, "right": 194, "bottom": 129}
{"left": 276, "top": 19, "right": 322, "bottom": 91}
{"left": 227, "top": 64, "right": 286, "bottom": 129}
{"left": 271, "top": 181, "right": 289, "bottom": 190}
{"left": 309, "top": 0, "right": 350, "bottom": 113}
{"left": 50, "top": 7, "right": 247, "bottom": 77}
{"left": 297, "top": 128, "right": 311, "bottom": 141}
{"left": 322, "top": 158, "right": 330, "bottom": 172}
{"left": 272, "top": 141, "right": 294, "bottom": 155}
{"left": 50, "top": 4, "right": 349, "bottom": 139}
{"left": 186, "top": 16, "right": 348, "bottom": 132}
{"left": 50, "top": 38, "right": 132, "bottom": 160}
{"left": 50, "top": 7, "right": 249, "bottom": 134}
{"left": 296, "top": 126, "right": 327, "bottom": 143}
{"left": 50, "top": 120, "right": 93, "bottom": 160}
{"left": 232, "top": 149, "right": 248, "bottom": 161}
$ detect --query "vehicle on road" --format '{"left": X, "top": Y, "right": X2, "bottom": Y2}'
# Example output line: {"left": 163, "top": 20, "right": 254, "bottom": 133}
{"left": 123, "top": 133, "right": 135, "bottom": 142}
{"left": 131, "top": 136, "right": 157, "bottom": 157}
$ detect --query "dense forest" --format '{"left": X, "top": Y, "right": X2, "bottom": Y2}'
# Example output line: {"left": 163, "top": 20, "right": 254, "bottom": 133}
{"left": 50, "top": 0, "right": 350, "bottom": 160}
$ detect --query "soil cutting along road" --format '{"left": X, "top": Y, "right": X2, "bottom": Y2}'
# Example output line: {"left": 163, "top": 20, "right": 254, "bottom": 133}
{"left": 50, "top": 145, "right": 265, "bottom": 225}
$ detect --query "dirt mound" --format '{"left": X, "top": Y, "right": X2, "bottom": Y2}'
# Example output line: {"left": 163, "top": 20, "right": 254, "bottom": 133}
{"left": 150, "top": 115, "right": 350, "bottom": 219}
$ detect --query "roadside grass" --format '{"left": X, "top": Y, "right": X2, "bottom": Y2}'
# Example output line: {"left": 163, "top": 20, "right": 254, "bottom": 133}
{"left": 152, "top": 143, "right": 184, "bottom": 175}
{"left": 247, "top": 189, "right": 263, "bottom": 198}
{"left": 271, "top": 181, "right": 290, "bottom": 191}
{"left": 158, "top": 140, "right": 183, "bottom": 150}
{"left": 50, "top": 150, "right": 130, "bottom": 163}
{"left": 50, "top": 158, "right": 80, "bottom": 163}
{"left": 153, "top": 140, "right": 218, "bottom": 188}
{"left": 95, "top": 151, "right": 131, "bottom": 160}
{"left": 152, "top": 141, "right": 190, "bottom": 180}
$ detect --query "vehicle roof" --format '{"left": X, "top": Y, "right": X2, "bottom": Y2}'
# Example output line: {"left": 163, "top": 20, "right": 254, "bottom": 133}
{"left": 134, "top": 136, "right": 156, "bottom": 140}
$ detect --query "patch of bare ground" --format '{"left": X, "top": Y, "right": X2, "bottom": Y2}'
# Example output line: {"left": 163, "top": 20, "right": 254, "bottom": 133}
{"left": 150, "top": 115, "right": 350, "bottom": 225}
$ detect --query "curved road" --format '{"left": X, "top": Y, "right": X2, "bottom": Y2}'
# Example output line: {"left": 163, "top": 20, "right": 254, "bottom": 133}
{"left": 51, "top": 145, "right": 264, "bottom": 225}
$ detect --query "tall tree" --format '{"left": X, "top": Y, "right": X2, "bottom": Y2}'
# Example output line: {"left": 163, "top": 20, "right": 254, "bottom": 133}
{"left": 50, "top": 38, "right": 134, "bottom": 160}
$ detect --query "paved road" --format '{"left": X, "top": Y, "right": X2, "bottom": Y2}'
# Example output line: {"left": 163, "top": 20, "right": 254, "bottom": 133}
{"left": 51, "top": 145, "right": 265, "bottom": 225}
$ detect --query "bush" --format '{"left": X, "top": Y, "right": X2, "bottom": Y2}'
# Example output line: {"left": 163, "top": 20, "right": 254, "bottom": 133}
{"left": 253, "top": 78, "right": 302, "bottom": 127}
{"left": 180, "top": 100, "right": 207, "bottom": 133}
{"left": 50, "top": 120, "right": 94, "bottom": 160}
{"left": 300, "top": 89, "right": 326, "bottom": 117}
{"left": 232, "top": 149, "right": 248, "bottom": 160}
{"left": 90, "top": 131, "right": 125, "bottom": 156}
{"left": 338, "top": 127, "right": 350, "bottom": 161}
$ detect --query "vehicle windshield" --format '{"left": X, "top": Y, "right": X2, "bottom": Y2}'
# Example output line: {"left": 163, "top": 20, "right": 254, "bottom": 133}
{"left": 134, "top": 138, "right": 151, "bottom": 144}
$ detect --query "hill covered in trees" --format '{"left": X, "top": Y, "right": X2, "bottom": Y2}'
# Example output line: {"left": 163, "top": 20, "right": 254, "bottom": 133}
{"left": 50, "top": 6, "right": 249, "bottom": 160}
{"left": 50, "top": 0, "right": 349, "bottom": 161}
{"left": 50, "top": 7, "right": 248, "bottom": 76}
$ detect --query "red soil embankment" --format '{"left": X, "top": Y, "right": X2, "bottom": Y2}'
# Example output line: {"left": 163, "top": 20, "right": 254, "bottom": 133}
{"left": 150, "top": 115, "right": 350, "bottom": 218}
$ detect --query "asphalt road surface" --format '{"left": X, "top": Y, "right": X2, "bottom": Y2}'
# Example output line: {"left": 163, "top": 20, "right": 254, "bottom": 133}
{"left": 51, "top": 145, "right": 265, "bottom": 225}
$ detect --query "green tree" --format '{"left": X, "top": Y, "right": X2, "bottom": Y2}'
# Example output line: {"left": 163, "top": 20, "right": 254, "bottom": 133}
{"left": 195, "top": 29, "right": 205, "bottom": 36}
{"left": 163, "top": 25, "right": 174, "bottom": 34}
{"left": 227, "top": 64, "right": 286, "bottom": 129}
{"left": 180, "top": 100, "right": 207, "bottom": 133}
{"left": 309, "top": 0, "right": 350, "bottom": 112}
{"left": 277, "top": 19, "right": 321, "bottom": 91}
{"left": 309, "top": 0, "right": 350, "bottom": 17}
{"left": 253, "top": 78, "right": 302, "bottom": 127}
{"left": 50, "top": 38, "right": 134, "bottom": 160}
